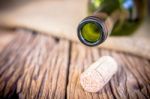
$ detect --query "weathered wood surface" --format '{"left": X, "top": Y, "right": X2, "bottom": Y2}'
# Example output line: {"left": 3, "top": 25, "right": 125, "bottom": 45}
{"left": 0, "top": 30, "right": 150, "bottom": 99}
{"left": 67, "top": 44, "right": 150, "bottom": 99}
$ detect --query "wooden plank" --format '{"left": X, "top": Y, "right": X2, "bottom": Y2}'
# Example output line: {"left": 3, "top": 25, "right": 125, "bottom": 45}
{"left": 0, "top": 31, "right": 70, "bottom": 99}
{"left": 67, "top": 43, "right": 150, "bottom": 99}
{"left": 0, "top": 30, "right": 150, "bottom": 99}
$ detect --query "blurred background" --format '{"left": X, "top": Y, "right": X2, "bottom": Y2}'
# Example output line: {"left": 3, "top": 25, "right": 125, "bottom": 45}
{"left": 0, "top": 0, "right": 150, "bottom": 36}
{"left": 0, "top": 0, "right": 149, "bottom": 43}
{"left": 0, "top": 0, "right": 150, "bottom": 14}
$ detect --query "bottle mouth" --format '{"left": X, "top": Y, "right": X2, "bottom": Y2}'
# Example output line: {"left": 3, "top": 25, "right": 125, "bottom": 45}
{"left": 77, "top": 17, "right": 106, "bottom": 46}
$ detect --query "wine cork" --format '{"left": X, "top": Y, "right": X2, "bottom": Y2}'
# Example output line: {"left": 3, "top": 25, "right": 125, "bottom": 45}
{"left": 80, "top": 56, "right": 118, "bottom": 93}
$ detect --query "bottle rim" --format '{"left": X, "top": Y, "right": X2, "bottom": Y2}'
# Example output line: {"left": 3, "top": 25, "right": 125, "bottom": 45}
{"left": 77, "top": 16, "right": 106, "bottom": 46}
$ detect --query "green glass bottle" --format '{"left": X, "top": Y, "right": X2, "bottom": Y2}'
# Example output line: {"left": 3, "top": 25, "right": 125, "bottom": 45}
{"left": 77, "top": 0, "right": 147, "bottom": 46}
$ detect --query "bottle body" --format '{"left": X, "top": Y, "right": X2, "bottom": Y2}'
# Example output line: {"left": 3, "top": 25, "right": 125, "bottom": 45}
{"left": 88, "top": 0, "right": 146, "bottom": 36}
{"left": 77, "top": 0, "right": 146, "bottom": 46}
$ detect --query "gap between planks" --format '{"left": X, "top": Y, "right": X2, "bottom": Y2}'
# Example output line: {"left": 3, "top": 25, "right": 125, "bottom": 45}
{"left": 0, "top": 30, "right": 150, "bottom": 99}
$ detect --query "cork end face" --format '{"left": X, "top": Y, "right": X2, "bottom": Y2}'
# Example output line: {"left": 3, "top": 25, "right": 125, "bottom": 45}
{"left": 80, "top": 70, "right": 104, "bottom": 93}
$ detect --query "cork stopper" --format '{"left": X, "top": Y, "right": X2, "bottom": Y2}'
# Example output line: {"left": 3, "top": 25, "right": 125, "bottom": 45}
{"left": 80, "top": 56, "right": 118, "bottom": 93}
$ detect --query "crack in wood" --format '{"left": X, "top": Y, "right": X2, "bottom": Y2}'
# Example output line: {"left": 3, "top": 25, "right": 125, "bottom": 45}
{"left": 0, "top": 30, "right": 149, "bottom": 99}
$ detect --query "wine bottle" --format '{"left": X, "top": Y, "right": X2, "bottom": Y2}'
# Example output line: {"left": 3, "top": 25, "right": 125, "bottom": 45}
{"left": 77, "top": 0, "right": 147, "bottom": 46}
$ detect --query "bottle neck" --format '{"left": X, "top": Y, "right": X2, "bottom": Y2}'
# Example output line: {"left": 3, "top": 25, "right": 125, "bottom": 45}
{"left": 77, "top": 10, "right": 120, "bottom": 46}
{"left": 93, "top": 10, "right": 120, "bottom": 36}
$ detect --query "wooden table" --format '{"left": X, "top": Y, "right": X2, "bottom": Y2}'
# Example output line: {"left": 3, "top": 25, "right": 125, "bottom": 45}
{"left": 0, "top": 30, "right": 150, "bottom": 99}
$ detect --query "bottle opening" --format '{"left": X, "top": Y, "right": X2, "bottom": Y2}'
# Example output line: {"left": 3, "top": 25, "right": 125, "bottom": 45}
{"left": 81, "top": 22, "right": 101, "bottom": 43}
{"left": 77, "top": 17, "right": 105, "bottom": 46}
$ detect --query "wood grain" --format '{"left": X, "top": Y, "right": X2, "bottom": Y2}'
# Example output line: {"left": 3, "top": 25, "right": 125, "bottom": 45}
{"left": 0, "top": 31, "right": 70, "bottom": 99}
{"left": 0, "top": 30, "right": 150, "bottom": 99}
{"left": 67, "top": 43, "right": 150, "bottom": 99}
